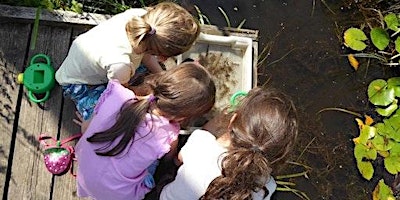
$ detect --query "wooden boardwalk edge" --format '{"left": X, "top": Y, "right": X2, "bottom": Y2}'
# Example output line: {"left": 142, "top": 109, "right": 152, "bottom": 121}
{"left": 0, "top": 4, "right": 111, "bottom": 26}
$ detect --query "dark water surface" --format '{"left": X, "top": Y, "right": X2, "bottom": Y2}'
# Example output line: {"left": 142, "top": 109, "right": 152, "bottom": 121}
{"left": 181, "top": 0, "right": 398, "bottom": 199}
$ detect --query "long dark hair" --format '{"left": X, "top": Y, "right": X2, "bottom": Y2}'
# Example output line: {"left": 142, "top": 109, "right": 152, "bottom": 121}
{"left": 87, "top": 62, "right": 216, "bottom": 156}
{"left": 201, "top": 87, "right": 298, "bottom": 200}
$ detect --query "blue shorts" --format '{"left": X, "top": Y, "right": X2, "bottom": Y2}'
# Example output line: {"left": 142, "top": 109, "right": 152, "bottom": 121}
{"left": 62, "top": 84, "right": 106, "bottom": 120}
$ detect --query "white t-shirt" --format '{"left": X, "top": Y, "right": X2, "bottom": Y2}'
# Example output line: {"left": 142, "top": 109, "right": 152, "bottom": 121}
{"left": 160, "top": 129, "right": 277, "bottom": 200}
{"left": 55, "top": 8, "right": 146, "bottom": 85}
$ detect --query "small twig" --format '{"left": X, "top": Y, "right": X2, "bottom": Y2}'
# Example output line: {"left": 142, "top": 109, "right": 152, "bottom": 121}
{"left": 317, "top": 107, "right": 362, "bottom": 118}
{"left": 237, "top": 19, "right": 246, "bottom": 29}
{"left": 266, "top": 48, "right": 296, "bottom": 67}
{"left": 296, "top": 137, "right": 316, "bottom": 162}
{"left": 218, "top": 7, "right": 231, "bottom": 28}
{"left": 276, "top": 171, "right": 309, "bottom": 179}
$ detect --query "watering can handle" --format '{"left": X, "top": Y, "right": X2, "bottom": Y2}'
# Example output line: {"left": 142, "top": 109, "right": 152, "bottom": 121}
{"left": 30, "top": 54, "right": 51, "bottom": 66}
{"left": 28, "top": 91, "right": 50, "bottom": 103}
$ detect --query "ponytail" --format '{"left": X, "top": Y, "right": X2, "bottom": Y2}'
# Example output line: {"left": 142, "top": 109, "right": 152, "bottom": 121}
{"left": 87, "top": 95, "right": 157, "bottom": 156}
{"left": 202, "top": 87, "right": 298, "bottom": 199}
{"left": 201, "top": 148, "right": 271, "bottom": 200}
{"left": 126, "top": 2, "right": 200, "bottom": 57}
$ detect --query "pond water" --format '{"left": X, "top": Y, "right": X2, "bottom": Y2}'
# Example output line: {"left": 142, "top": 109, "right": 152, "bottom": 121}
{"left": 181, "top": 0, "right": 399, "bottom": 199}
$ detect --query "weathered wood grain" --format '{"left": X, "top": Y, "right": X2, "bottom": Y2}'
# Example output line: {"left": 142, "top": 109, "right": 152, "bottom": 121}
{"left": 0, "top": 20, "right": 31, "bottom": 199}
{"left": 51, "top": 27, "right": 89, "bottom": 200}
{"left": 0, "top": 4, "right": 111, "bottom": 26}
{"left": 7, "top": 23, "right": 72, "bottom": 200}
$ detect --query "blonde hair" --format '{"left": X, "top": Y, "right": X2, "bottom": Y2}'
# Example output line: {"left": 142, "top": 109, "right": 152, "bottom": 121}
{"left": 126, "top": 2, "right": 200, "bottom": 57}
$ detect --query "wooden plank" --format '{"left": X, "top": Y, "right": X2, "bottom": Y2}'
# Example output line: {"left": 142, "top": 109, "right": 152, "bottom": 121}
{"left": 0, "top": 20, "right": 31, "bottom": 199}
{"left": 7, "top": 23, "right": 72, "bottom": 199}
{"left": 0, "top": 4, "right": 111, "bottom": 26}
{"left": 51, "top": 27, "right": 88, "bottom": 200}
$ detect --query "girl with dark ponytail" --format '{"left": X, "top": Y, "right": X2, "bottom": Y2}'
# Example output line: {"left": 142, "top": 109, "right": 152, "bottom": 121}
{"left": 160, "top": 87, "right": 298, "bottom": 200}
{"left": 74, "top": 62, "right": 215, "bottom": 200}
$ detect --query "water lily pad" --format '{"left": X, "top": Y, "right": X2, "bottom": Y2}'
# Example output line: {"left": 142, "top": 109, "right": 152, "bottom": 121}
{"left": 368, "top": 79, "right": 395, "bottom": 106}
{"left": 390, "top": 143, "right": 400, "bottom": 156}
{"left": 354, "top": 143, "right": 377, "bottom": 161}
{"left": 384, "top": 13, "right": 400, "bottom": 32}
{"left": 357, "top": 160, "right": 374, "bottom": 180}
{"left": 387, "top": 77, "right": 400, "bottom": 97}
{"left": 376, "top": 100, "right": 398, "bottom": 117}
{"left": 384, "top": 155, "right": 400, "bottom": 174}
{"left": 372, "top": 179, "right": 395, "bottom": 200}
{"left": 358, "top": 125, "right": 376, "bottom": 145}
{"left": 370, "top": 28, "right": 390, "bottom": 51}
{"left": 344, "top": 28, "right": 368, "bottom": 51}
{"left": 371, "top": 134, "right": 394, "bottom": 151}
{"left": 385, "top": 116, "right": 400, "bottom": 141}
{"left": 395, "top": 37, "right": 400, "bottom": 54}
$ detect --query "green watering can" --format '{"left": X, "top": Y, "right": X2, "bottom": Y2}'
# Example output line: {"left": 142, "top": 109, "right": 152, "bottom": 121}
{"left": 17, "top": 54, "right": 55, "bottom": 103}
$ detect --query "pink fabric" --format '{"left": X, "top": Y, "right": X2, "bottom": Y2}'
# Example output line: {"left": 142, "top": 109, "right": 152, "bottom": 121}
{"left": 75, "top": 80, "right": 179, "bottom": 200}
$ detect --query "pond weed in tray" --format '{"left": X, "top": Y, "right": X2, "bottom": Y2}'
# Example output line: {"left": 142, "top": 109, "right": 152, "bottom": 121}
{"left": 177, "top": 33, "right": 254, "bottom": 113}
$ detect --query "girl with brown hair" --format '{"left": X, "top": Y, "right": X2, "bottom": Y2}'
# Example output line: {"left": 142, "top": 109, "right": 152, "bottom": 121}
{"left": 160, "top": 87, "right": 298, "bottom": 200}
{"left": 73, "top": 62, "right": 215, "bottom": 200}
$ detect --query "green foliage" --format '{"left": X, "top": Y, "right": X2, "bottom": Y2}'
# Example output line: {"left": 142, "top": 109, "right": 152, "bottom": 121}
{"left": 344, "top": 27, "right": 367, "bottom": 51}
{"left": 0, "top": 0, "right": 83, "bottom": 12}
{"left": 372, "top": 179, "right": 396, "bottom": 200}
{"left": 367, "top": 79, "right": 395, "bottom": 106}
{"left": 343, "top": 13, "right": 400, "bottom": 67}
{"left": 384, "top": 13, "right": 400, "bottom": 32}
{"left": 370, "top": 28, "right": 390, "bottom": 51}
{"left": 353, "top": 77, "right": 400, "bottom": 198}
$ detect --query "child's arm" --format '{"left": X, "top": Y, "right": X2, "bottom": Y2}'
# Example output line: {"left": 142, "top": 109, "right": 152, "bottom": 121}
{"left": 73, "top": 111, "right": 92, "bottom": 133}
{"left": 141, "top": 54, "right": 164, "bottom": 73}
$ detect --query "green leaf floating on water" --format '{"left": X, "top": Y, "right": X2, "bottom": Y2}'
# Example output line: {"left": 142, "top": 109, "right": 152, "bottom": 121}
{"left": 376, "top": 100, "right": 398, "bottom": 117}
{"left": 384, "top": 13, "right": 400, "bottom": 32}
{"left": 376, "top": 117, "right": 400, "bottom": 142}
{"left": 354, "top": 143, "right": 377, "bottom": 161}
{"left": 344, "top": 28, "right": 368, "bottom": 51}
{"left": 387, "top": 77, "right": 400, "bottom": 97}
{"left": 370, "top": 28, "right": 390, "bottom": 51}
{"left": 384, "top": 155, "right": 400, "bottom": 174}
{"left": 358, "top": 125, "right": 376, "bottom": 145}
{"left": 368, "top": 79, "right": 395, "bottom": 106}
{"left": 371, "top": 134, "right": 394, "bottom": 151}
{"left": 354, "top": 143, "right": 375, "bottom": 180}
{"left": 395, "top": 37, "right": 400, "bottom": 53}
{"left": 372, "top": 179, "right": 395, "bottom": 200}
{"left": 390, "top": 142, "right": 400, "bottom": 156}
{"left": 357, "top": 160, "right": 374, "bottom": 180}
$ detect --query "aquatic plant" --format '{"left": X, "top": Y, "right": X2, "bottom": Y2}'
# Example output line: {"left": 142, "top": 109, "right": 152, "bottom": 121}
{"left": 318, "top": 77, "right": 400, "bottom": 199}
{"left": 343, "top": 13, "right": 400, "bottom": 68}
{"left": 352, "top": 77, "right": 400, "bottom": 199}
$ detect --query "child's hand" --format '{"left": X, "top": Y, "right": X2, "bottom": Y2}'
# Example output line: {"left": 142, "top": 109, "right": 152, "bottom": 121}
{"left": 73, "top": 111, "right": 91, "bottom": 133}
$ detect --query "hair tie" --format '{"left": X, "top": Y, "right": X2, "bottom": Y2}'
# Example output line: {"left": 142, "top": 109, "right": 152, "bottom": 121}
{"left": 148, "top": 94, "right": 157, "bottom": 103}
{"left": 250, "top": 146, "right": 262, "bottom": 154}
{"left": 148, "top": 26, "right": 156, "bottom": 36}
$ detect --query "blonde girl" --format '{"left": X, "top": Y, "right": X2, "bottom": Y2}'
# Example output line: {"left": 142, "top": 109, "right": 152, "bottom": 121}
{"left": 56, "top": 2, "right": 200, "bottom": 120}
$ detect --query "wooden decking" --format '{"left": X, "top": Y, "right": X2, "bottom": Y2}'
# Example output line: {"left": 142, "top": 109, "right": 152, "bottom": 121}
{"left": 0, "top": 4, "right": 258, "bottom": 200}
{"left": 0, "top": 4, "right": 105, "bottom": 200}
